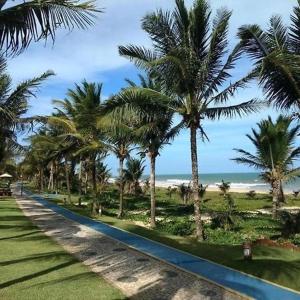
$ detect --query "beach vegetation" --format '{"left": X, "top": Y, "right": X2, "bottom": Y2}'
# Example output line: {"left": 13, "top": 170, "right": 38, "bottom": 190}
{"left": 233, "top": 115, "right": 300, "bottom": 218}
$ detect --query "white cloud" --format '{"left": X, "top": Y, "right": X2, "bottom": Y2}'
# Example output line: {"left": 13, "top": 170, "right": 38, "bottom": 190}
{"left": 7, "top": 0, "right": 297, "bottom": 83}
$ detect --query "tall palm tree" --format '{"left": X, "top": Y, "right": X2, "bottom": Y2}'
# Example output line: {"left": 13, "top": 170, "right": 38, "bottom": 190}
{"left": 49, "top": 80, "right": 106, "bottom": 214}
{"left": 238, "top": 1, "right": 300, "bottom": 112}
{"left": 115, "top": 0, "right": 261, "bottom": 240}
{"left": 0, "top": 0, "right": 100, "bottom": 56}
{"left": 102, "top": 124, "right": 134, "bottom": 218}
{"left": 0, "top": 57, "right": 54, "bottom": 165}
{"left": 232, "top": 116, "right": 300, "bottom": 218}
{"left": 125, "top": 75, "right": 181, "bottom": 227}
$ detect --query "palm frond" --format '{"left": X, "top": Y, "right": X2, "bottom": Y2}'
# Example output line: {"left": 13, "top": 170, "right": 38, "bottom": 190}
{"left": 0, "top": 0, "right": 101, "bottom": 55}
{"left": 204, "top": 99, "right": 263, "bottom": 120}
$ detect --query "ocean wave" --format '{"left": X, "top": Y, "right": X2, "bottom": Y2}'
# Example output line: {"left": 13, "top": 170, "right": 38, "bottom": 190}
{"left": 160, "top": 179, "right": 268, "bottom": 189}
{"left": 214, "top": 182, "right": 267, "bottom": 187}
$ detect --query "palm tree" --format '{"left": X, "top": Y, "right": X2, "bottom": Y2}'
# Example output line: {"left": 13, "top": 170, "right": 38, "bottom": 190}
{"left": 123, "top": 158, "right": 145, "bottom": 196}
{"left": 116, "top": 0, "right": 261, "bottom": 240}
{"left": 102, "top": 124, "right": 134, "bottom": 218}
{"left": 48, "top": 80, "right": 106, "bottom": 214}
{"left": 0, "top": 0, "right": 100, "bottom": 56}
{"left": 238, "top": 1, "right": 300, "bottom": 113}
{"left": 0, "top": 57, "right": 54, "bottom": 165}
{"left": 125, "top": 74, "right": 181, "bottom": 227}
{"left": 232, "top": 116, "right": 300, "bottom": 218}
{"left": 218, "top": 180, "right": 231, "bottom": 196}
{"left": 177, "top": 183, "right": 191, "bottom": 205}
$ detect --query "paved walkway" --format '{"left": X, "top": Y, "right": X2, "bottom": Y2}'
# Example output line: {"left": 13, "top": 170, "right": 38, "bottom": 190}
{"left": 17, "top": 191, "right": 300, "bottom": 300}
{"left": 16, "top": 194, "right": 244, "bottom": 300}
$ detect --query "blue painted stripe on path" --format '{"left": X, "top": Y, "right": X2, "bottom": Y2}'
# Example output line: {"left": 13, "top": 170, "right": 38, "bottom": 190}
{"left": 25, "top": 192, "right": 300, "bottom": 300}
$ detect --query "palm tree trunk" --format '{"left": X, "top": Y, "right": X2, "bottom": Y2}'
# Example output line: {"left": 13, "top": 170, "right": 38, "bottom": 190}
{"left": 118, "top": 157, "right": 125, "bottom": 218}
{"left": 64, "top": 158, "right": 71, "bottom": 204}
{"left": 279, "top": 180, "right": 285, "bottom": 203}
{"left": 91, "top": 157, "right": 97, "bottom": 216}
{"left": 48, "top": 162, "right": 54, "bottom": 191}
{"left": 190, "top": 126, "right": 203, "bottom": 241}
{"left": 78, "top": 159, "right": 83, "bottom": 206}
{"left": 272, "top": 180, "right": 280, "bottom": 219}
{"left": 150, "top": 154, "right": 156, "bottom": 228}
{"left": 39, "top": 168, "right": 44, "bottom": 193}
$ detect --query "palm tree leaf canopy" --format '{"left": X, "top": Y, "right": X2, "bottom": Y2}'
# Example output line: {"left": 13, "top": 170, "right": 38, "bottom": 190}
{"left": 0, "top": 0, "right": 101, "bottom": 55}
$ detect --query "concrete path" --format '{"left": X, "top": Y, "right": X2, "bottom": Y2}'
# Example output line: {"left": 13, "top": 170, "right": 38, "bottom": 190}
{"left": 17, "top": 191, "right": 300, "bottom": 300}
{"left": 16, "top": 194, "right": 245, "bottom": 300}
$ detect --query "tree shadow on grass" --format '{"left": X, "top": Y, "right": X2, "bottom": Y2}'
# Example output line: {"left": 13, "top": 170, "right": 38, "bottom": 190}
{"left": 0, "top": 224, "right": 36, "bottom": 230}
{"left": 0, "top": 260, "right": 76, "bottom": 289}
{"left": 0, "top": 230, "right": 41, "bottom": 241}
{"left": 0, "top": 215, "right": 30, "bottom": 221}
{"left": 0, "top": 251, "right": 70, "bottom": 267}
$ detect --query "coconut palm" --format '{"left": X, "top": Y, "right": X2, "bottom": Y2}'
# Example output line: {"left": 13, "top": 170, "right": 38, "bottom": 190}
{"left": 232, "top": 115, "right": 300, "bottom": 218}
{"left": 218, "top": 180, "right": 231, "bottom": 196}
{"left": 123, "top": 158, "right": 145, "bottom": 196}
{"left": 125, "top": 74, "right": 181, "bottom": 227}
{"left": 238, "top": 1, "right": 300, "bottom": 112}
{"left": 102, "top": 124, "right": 135, "bottom": 218}
{"left": 177, "top": 183, "right": 191, "bottom": 205}
{"left": 116, "top": 0, "right": 261, "bottom": 240}
{"left": 0, "top": 57, "right": 54, "bottom": 165}
{"left": 0, "top": 0, "right": 100, "bottom": 56}
{"left": 48, "top": 80, "right": 106, "bottom": 214}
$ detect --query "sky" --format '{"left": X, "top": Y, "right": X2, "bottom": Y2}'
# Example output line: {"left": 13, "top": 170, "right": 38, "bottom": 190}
{"left": 8, "top": 0, "right": 299, "bottom": 175}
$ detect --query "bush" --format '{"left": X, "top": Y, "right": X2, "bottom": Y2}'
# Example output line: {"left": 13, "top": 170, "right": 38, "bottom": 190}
{"left": 211, "top": 213, "right": 239, "bottom": 231}
{"left": 157, "top": 217, "right": 194, "bottom": 236}
{"left": 280, "top": 211, "right": 300, "bottom": 237}
{"left": 204, "top": 228, "right": 244, "bottom": 245}
{"left": 246, "top": 190, "right": 256, "bottom": 199}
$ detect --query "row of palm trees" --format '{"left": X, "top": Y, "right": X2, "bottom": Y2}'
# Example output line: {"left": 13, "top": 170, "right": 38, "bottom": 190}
{"left": 3, "top": 0, "right": 300, "bottom": 241}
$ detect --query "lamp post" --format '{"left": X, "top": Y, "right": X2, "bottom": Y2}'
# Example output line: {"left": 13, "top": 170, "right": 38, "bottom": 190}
{"left": 243, "top": 241, "right": 252, "bottom": 260}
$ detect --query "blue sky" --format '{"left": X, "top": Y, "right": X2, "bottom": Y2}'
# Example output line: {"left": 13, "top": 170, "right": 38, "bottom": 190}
{"left": 8, "top": 0, "right": 299, "bottom": 175}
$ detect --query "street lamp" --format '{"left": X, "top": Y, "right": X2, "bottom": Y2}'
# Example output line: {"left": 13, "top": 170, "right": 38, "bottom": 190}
{"left": 243, "top": 241, "right": 252, "bottom": 260}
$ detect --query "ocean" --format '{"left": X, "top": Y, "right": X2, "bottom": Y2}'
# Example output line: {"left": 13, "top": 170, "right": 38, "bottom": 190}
{"left": 149, "top": 173, "right": 300, "bottom": 193}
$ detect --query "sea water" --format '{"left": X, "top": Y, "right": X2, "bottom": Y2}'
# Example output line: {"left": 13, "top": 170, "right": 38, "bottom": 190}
{"left": 148, "top": 173, "right": 300, "bottom": 193}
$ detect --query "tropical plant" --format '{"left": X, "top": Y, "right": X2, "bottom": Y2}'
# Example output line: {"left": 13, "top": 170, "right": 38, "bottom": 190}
{"left": 246, "top": 190, "right": 256, "bottom": 199}
{"left": 143, "top": 178, "right": 150, "bottom": 195}
{"left": 117, "top": 0, "right": 261, "bottom": 240}
{"left": 0, "top": 0, "right": 100, "bottom": 56}
{"left": 0, "top": 57, "right": 54, "bottom": 165}
{"left": 218, "top": 180, "right": 231, "bottom": 196}
{"left": 211, "top": 194, "right": 237, "bottom": 231}
{"left": 281, "top": 211, "right": 300, "bottom": 237}
{"left": 96, "top": 160, "right": 110, "bottom": 186}
{"left": 293, "top": 190, "right": 300, "bottom": 198}
{"left": 127, "top": 74, "right": 181, "bottom": 227}
{"left": 233, "top": 115, "right": 300, "bottom": 218}
{"left": 48, "top": 80, "right": 106, "bottom": 214}
{"left": 238, "top": 1, "right": 300, "bottom": 113}
{"left": 199, "top": 184, "right": 208, "bottom": 200}
{"left": 177, "top": 183, "right": 191, "bottom": 205}
{"left": 100, "top": 122, "right": 135, "bottom": 218}
{"left": 123, "top": 158, "right": 145, "bottom": 196}
{"left": 167, "top": 186, "right": 177, "bottom": 199}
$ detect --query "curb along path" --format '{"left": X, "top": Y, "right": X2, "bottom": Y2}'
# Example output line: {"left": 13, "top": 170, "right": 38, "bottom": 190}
{"left": 18, "top": 191, "right": 300, "bottom": 300}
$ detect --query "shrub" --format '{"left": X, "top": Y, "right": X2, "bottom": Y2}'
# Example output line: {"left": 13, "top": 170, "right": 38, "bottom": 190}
{"left": 157, "top": 217, "right": 194, "bottom": 236}
{"left": 246, "top": 190, "right": 256, "bottom": 199}
{"left": 281, "top": 211, "right": 300, "bottom": 237}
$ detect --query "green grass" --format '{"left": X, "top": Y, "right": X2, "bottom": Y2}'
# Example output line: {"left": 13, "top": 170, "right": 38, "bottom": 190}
{"left": 42, "top": 191, "right": 300, "bottom": 292}
{"left": 0, "top": 197, "right": 125, "bottom": 300}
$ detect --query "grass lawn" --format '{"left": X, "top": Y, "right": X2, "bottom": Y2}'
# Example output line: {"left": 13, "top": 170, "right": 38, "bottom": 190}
{"left": 0, "top": 197, "right": 125, "bottom": 300}
{"left": 38, "top": 187, "right": 300, "bottom": 292}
